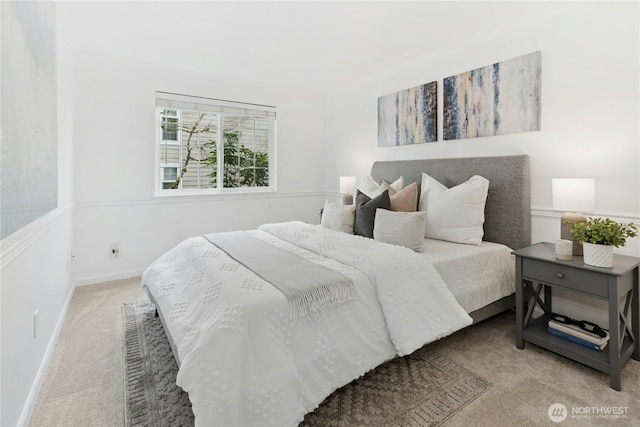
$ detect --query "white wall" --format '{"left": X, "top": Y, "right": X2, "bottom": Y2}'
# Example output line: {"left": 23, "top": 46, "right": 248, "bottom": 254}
{"left": 0, "top": 210, "right": 74, "bottom": 426}
{"left": 324, "top": 2, "right": 639, "bottom": 251}
{"left": 323, "top": 2, "right": 639, "bottom": 327}
{"left": 69, "top": 53, "right": 327, "bottom": 285}
{"left": 67, "top": 1, "right": 640, "bottom": 286}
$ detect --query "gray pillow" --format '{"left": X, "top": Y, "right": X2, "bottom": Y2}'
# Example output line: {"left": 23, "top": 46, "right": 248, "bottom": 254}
{"left": 354, "top": 190, "right": 391, "bottom": 238}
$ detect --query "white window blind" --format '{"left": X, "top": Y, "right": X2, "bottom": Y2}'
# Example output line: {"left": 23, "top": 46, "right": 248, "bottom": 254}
{"left": 156, "top": 91, "right": 276, "bottom": 119}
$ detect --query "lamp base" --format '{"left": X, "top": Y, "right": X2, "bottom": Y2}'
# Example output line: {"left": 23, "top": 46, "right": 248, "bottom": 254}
{"left": 560, "top": 211, "right": 587, "bottom": 256}
{"left": 342, "top": 193, "right": 353, "bottom": 205}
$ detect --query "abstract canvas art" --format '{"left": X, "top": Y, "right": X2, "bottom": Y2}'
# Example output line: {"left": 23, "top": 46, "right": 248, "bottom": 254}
{"left": 443, "top": 51, "right": 541, "bottom": 140}
{"left": 1, "top": 1, "right": 58, "bottom": 238}
{"left": 378, "top": 82, "right": 437, "bottom": 147}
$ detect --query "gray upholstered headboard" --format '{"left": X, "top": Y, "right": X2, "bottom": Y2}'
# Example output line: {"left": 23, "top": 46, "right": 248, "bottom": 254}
{"left": 370, "top": 155, "right": 531, "bottom": 250}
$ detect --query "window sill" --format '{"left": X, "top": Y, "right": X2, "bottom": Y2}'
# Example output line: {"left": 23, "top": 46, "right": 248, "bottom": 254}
{"left": 153, "top": 187, "right": 277, "bottom": 200}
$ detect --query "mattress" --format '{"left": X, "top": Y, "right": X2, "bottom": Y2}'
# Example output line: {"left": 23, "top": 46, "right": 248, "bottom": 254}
{"left": 417, "top": 238, "right": 515, "bottom": 313}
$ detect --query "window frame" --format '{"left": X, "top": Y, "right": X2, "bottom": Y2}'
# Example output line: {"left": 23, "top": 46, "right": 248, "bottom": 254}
{"left": 154, "top": 92, "right": 277, "bottom": 196}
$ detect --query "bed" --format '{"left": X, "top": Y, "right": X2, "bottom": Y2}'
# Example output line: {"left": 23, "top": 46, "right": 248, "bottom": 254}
{"left": 141, "top": 154, "right": 531, "bottom": 427}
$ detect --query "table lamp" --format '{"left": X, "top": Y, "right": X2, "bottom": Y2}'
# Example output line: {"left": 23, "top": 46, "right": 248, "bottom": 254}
{"left": 552, "top": 178, "right": 595, "bottom": 255}
{"left": 339, "top": 176, "right": 357, "bottom": 205}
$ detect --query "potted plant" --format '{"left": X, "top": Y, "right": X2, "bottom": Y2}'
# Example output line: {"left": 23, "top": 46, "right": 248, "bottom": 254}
{"left": 568, "top": 217, "right": 638, "bottom": 268}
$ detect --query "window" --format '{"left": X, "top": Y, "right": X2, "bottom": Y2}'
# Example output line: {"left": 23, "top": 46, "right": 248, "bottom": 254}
{"left": 161, "top": 166, "right": 180, "bottom": 189}
{"left": 160, "top": 109, "right": 180, "bottom": 143}
{"left": 156, "top": 92, "right": 276, "bottom": 194}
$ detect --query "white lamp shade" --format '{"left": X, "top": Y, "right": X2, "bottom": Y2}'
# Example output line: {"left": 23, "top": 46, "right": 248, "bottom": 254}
{"left": 339, "top": 176, "right": 357, "bottom": 194}
{"left": 552, "top": 178, "right": 595, "bottom": 212}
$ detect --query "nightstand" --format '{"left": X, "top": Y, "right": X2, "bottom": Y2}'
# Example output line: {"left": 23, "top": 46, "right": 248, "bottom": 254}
{"left": 513, "top": 242, "right": 639, "bottom": 391}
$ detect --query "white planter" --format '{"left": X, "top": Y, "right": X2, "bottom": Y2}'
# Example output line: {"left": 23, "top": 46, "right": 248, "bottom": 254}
{"left": 583, "top": 242, "right": 614, "bottom": 268}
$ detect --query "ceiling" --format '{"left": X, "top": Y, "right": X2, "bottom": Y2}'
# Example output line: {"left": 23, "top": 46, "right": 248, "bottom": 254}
{"left": 60, "top": 1, "right": 560, "bottom": 92}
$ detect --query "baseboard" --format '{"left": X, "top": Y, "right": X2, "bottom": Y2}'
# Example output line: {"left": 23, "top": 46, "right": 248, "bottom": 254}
{"left": 18, "top": 281, "right": 76, "bottom": 427}
{"left": 75, "top": 269, "right": 144, "bottom": 287}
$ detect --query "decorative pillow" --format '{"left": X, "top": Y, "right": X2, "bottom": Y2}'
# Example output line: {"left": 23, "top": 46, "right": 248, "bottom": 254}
{"left": 381, "top": 181, "right": 418, "bottom": 212}
{"left": 373, "top": 209, "right": 426, "bottom": 251}
{"left": 419, "top": 174, "right": 489, "bottom": 245}
{"left": 320, "top": 200, "right": 355, "bottom": 234}
{"left": 360, "top": 176, "right": 404, "bottom": 198}
{"left": 354, "top": 190, "right": 391, "bottom": 238}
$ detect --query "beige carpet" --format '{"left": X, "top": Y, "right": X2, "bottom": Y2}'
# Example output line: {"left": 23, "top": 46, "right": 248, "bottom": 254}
{"left": 30, "top": 278, "right": 146, "bottom": 427}
{"left": 31, "top": 278, "right": 640, "bottom": 427}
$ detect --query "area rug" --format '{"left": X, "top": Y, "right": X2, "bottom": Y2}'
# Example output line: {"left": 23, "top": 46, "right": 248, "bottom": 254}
{"left": 122, "top": 302, "right": 193, "bottom": 427}
{"left": 123, "top": 301, "right": 490, "bottom": 427}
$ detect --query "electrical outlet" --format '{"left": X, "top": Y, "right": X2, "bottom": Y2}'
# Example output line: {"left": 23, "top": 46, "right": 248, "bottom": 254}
{"left": 33, "top": 310, "right": 39, "bottom": 340}
{"left": 111, "top": 242, "right": 120, "bottom": 258}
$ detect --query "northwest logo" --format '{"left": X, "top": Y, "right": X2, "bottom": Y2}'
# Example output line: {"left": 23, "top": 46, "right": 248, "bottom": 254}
{"left": 548, "top": 403, "right": 568, "bottom": 423}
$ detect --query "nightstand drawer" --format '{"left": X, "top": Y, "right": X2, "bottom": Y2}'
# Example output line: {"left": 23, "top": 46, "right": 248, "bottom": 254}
{"left": 522, "top": 258, "right": 608, "bottom": 297}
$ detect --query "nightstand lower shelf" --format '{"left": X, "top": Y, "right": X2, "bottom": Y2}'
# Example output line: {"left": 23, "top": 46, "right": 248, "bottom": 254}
{"left": 523, "top": 315, "right": 634, "bottom": 375}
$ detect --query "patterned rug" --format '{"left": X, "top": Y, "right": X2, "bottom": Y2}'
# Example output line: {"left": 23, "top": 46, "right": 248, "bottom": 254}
{"left": 122, "top": 302, "right": 193, "bottom": 427}
{"left": 122, "top": 302, "right": 490, "bottom": 427}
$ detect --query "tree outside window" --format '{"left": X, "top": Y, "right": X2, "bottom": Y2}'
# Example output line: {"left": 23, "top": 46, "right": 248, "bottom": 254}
{"left": 157, "top": 98, "right": 275, "bottom": 194}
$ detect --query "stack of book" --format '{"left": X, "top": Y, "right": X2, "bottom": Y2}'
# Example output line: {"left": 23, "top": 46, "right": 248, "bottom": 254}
{"left": 547, "top": 317, "right": 609, "bottom": 351}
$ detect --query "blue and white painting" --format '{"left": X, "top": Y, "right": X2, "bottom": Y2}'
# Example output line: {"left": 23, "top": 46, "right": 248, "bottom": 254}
{"left": 443, "top": 51, "right": 541, "bottom": 140}
{"left": 1, "top": 1, "right": 58, "bottom": 239}
{"left": 378, "top": 81, "right": 437, "bottom": 146}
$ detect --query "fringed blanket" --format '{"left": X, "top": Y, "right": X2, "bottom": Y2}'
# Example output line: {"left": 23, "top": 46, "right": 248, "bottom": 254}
{"left": 204, "top": 231, "right": 355, "bottom": 320}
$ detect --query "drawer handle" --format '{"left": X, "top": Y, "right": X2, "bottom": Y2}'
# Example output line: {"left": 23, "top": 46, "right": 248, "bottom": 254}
{"left": 556, "top": 273, "right": 565, "bottom": 279}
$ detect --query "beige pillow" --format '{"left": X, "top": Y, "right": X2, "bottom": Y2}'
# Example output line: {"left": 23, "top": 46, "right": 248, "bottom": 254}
{"left": 373, "top": 209, "right": 426, "bottom": 251}
{"left": 381, "top": 181, "right": 418, "bottom": 212}
{"left": 321, "top": 200, "right": 355, "bottom": 234}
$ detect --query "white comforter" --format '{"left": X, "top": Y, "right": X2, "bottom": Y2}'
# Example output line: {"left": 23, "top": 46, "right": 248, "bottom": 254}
{"left": 141, "top": 221, "right": 471, "bottom": 427}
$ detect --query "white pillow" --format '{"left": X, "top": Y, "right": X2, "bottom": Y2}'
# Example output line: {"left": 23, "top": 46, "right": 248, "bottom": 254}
{"left": 320, "top": 200, "right": 355, "bottom": 234}
{"left": 419, "top": 174, "right": 489, "bottom": 245}
{"left": 373, "top": 208, "right": 426, "bottom": 251}
{"left": 360, "top": 176, "right": 404, "bottom": 198}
